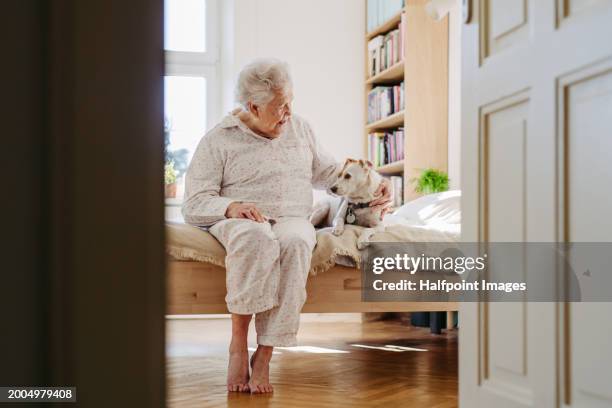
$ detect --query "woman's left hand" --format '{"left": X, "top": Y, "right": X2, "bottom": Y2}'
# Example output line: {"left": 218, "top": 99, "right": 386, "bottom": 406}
{"left": 369, "top": 178, "right": 393, "bottom": 220}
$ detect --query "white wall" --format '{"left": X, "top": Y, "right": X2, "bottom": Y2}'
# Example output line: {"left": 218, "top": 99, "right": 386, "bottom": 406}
{"left": 447, "top": 3, "right": 461, "bottom": 190}
{"left": 220, "top": 0, "right": 461, "bottom": 194}
{"left": 222, "top": 0, "right": 365, "bottom": 162}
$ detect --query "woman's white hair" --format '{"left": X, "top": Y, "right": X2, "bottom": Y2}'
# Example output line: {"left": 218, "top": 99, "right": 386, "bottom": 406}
{"left": 235, "top": 58, "right": 292, "bottom": 108}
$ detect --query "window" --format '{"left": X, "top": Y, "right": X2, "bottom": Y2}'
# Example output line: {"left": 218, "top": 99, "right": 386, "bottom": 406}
{"left": 165, "top": 0, "right": 207, "bottom": 52}
{"left": 164, "top": 0, "right": 219, "bottom": 217}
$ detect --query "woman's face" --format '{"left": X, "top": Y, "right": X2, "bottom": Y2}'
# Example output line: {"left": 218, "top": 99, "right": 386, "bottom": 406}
{"left": 250, "top": 89, "right": 293, "bottom": 137}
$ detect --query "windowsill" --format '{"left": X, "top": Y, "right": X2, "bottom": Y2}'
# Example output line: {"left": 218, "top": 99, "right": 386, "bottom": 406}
{"left": 165, "top": 197, "right": 184, "bottom": 207}
{"left": 165, "top": 198, "right": 185, "bottom": 223}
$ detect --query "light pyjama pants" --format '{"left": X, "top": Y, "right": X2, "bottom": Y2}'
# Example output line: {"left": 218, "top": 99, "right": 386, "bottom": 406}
{"left": 208, "top": 216, "right": 316, "bottom": 347}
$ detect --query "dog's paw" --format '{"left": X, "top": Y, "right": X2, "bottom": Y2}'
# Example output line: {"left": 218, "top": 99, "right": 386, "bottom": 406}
{"left": 332, "top": 226, "right": 345, "bottom": 236}
{"left": 357, "top": 239, "right": 370, "bottom": 250}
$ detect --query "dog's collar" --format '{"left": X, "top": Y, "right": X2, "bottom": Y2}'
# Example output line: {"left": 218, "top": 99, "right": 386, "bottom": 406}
{"left": 348, "top": 202, "right": 371, "bottom": 210}
{"left": 346, "top": 202, "right": 370, "bottom": 225}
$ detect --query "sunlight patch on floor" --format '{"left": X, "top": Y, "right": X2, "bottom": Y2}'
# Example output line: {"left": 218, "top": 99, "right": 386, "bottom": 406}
{"left": 248, "top": 347, "right": 282, "bottom": 355}
{"left": 351, "top": 344, "right": 428, "bottom": 352}
{"left": 276, "top": 346, "right": 350, "bottom": 354}
{"left": 385, "top": 344, "right": 428, "bottom": 351}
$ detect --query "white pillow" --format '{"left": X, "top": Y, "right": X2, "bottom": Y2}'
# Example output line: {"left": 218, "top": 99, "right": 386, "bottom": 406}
{"left": 393, "top": 190, "right": 461, "bottom": 226}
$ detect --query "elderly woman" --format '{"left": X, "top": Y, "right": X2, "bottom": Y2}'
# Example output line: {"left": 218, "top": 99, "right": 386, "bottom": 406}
{"left": 182, "top": 58, "right": 391, "bottom": 393}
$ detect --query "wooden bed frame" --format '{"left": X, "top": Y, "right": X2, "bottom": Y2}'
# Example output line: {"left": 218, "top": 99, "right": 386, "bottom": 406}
{"left": 167, "top": 260, "right": 457, "bottom": 331}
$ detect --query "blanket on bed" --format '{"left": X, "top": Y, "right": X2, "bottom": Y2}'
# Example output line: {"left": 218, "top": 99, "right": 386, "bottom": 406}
{"left": 166, "top": 222, "right": 459, "bottom": 275}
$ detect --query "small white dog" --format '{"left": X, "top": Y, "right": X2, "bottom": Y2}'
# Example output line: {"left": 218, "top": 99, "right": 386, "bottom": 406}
{"left": 328, "top": 158, "right": 392, "bottom": 249}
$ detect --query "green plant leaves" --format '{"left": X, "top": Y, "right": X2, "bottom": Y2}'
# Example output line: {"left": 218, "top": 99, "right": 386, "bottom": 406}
{"left": 414, "top": 168, "right": 449, "bottom": 194}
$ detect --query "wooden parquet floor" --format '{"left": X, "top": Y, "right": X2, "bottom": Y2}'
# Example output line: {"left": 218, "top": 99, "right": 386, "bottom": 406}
{"left": 167, "top": 316, "right": 457, "bottom": 408}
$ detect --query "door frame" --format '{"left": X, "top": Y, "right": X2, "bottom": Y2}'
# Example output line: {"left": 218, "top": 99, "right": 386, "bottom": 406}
{"left": 5, "top": 1, "right": 167, "bottom": 405}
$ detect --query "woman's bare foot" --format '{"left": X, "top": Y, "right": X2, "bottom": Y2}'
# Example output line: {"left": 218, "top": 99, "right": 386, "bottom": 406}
{"left": 249, "top": 345, "right": 274, "bottom": 393}
{"left": 227, "top": 314, "right": 252, "bottom": 392}
{"left": 227, "top": 349, "right": 250, "bottom": 392}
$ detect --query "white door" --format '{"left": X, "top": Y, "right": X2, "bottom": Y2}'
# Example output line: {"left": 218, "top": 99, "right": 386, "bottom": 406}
{"left": 460, "top": 0, "right": 612, "bottom": 407}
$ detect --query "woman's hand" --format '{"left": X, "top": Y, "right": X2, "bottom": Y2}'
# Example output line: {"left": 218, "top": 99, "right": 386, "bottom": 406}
{"left": 225, "top": 202, "right": 266, "bottom": 222}
{"left": 369, "top": 178, "right": 394, "bottom": 220}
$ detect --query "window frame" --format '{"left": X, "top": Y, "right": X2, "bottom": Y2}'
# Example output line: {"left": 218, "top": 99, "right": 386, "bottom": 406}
{"left": 164, "top": 0, "right": 220, "bottom": 131}
{"left": 164, "top": 0, "right": 220, "bottom": 211}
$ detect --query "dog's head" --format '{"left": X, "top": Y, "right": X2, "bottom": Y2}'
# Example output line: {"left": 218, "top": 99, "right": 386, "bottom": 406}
{"left": 329, "top": 158, "right": 374, "bottom": 197}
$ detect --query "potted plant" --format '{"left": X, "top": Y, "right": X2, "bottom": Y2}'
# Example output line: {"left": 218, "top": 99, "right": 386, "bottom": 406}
{"left": 165, "top": 161, "right": 178, "bottom": 198}
{"left": 164, "top": 117, "right": 189, "bottom": 199}
{"left": 413, "top": 168, "right": 449, "bottom": 194}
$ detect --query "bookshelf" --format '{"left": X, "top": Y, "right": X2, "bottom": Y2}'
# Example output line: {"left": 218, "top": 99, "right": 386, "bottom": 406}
{"left": 376, "top": 160, "right": 404, "bottom": 175}
{"left": 366, "top": 9, "right": 403, "bottom": 40}
{"left": 364, "top": 0, "right": 448, "bottom": 203}
{"left": 365, "top": 110, "right": 404, "bottom": 131}
{"left": 365, "top": 60, "right": 404, "bottom": 84}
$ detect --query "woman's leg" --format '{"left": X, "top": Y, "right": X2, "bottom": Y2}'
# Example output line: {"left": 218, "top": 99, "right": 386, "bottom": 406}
{"left": 227, "top": 313, "right": 252, "bottom": 392}
{"left": 208, "top": 218, "right": 282, "bottom": 393}
{"left": 254, "top": 217, "right": 316, "bottom": 346}
{"left": 251, "top": 217, "right": 316, "bottom": 393}
{"left": 209, "top": 219, "right": 281, "bottom": 314}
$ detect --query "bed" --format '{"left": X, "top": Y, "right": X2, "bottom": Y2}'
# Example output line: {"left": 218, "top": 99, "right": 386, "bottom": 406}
{"left": 166, "top": 191, "right": 462, "bottom": 330}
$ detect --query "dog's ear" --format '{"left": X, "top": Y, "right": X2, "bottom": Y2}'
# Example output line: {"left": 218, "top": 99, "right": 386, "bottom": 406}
{"left": 340, "top": 158, "right": 357, "bottom": 174}
{"left": 359, "top": 159, "right": 374, "bottom": 170}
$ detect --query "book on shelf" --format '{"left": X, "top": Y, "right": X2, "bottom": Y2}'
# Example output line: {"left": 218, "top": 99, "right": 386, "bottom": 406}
{"left": 390, "top": 175, "right": 404, "bottom": 207}
{"left": 367, "top": 35, "right": 385, "bottom": 79}
{"left": 367, "top": 13, "right": 405, "bottom": 77}
{"left": 381, "top": 175, "right": 404, "bottom": 208}
{"left": 399, "top": 11, "right": 406, "bottom": 61}
{"left": 367, "top": 0, "right": 405, "bottom": 32}
{"left": 367, "top": 82, "right": 405, "bottom": 123}
{"left": 367, "top": 128, "right": 405, "bottom": 168}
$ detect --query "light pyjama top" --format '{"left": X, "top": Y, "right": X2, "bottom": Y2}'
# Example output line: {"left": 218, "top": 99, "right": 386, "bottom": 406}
{"left": 182, "top": 111, "right": 341, "bottom": 227}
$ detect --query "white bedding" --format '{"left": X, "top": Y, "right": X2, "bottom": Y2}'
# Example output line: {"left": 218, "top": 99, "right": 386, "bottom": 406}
{"left": 329, "top": 191, "right": 462, "bottom": 267}
{"left": 385, "top": 190, "right": 461, "bottom": 234}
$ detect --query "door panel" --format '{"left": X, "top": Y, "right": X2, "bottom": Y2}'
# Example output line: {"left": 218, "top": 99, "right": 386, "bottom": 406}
{"left": 479, "top": 92, "right": 535, "bottom": 408}
{"left": 483, "top": 97, "right": 528, "bottom": 242}
{"left": 461, "top": 0, "right": 612, "bottom": 407}
{"left": 570, "top": 304, "right": 612, "bottom": 407}
{"left": 488, "top": 302, "right": 528, "bottom": 380}
{"left": 484, "top": 0, "right": 531, "bottom": 58}
{"left": 560, "top": 0, "right": 610, "bottom": 20}
{"left": 558, "top": 60, "right": 612, "bottom": 408}
{"left": 566, "top": 67, "right": 612, "bottom": 242}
